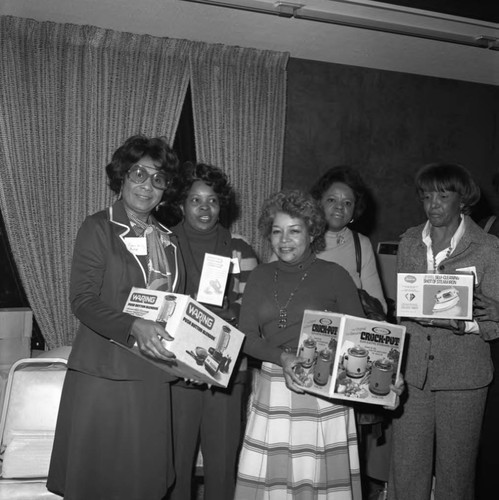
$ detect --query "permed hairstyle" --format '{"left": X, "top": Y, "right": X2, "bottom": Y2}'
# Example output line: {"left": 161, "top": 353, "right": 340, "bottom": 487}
{"left": 309, "top": 165, "right": 367, "bottom": 220}
{"left": 174, "top": 162, "right": 234, "bottom": 209}
{"left": 258, "top": 189, "right": 326, "bottom": 253}
{"left": 105, "top": 135, "right": 179, "bottom": 196}
{"left": 415, "top": 162, "right": 480, "bottom": 215}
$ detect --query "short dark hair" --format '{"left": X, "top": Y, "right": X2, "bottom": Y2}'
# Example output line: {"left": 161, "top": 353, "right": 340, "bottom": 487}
{"left": 310, "top": 165, "right": 367, "bottom": 220}
{"left": 174, "top": 162, "right": 233, "bottom": 209}
{"left": 258, "top": 189, "right": 326, "bottom": 253}
{"left": 105, "top": 135, "right": 179, "bottom": 196}
{"left": 415, "top": 163, "right": 480, "bottom": 215}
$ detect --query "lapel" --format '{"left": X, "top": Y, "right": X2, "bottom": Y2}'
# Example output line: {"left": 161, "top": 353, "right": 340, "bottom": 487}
{"left": 452, "top": 215, "right": 477, "bottom": 258}
{"left": 108, "top": 200, "right": 148, "bottom": 285}
{"left": 405, "top": 216, "right": 481, "bottom": 270}
{"left": 107, "top": 200, "right": 181, "bottom": 291}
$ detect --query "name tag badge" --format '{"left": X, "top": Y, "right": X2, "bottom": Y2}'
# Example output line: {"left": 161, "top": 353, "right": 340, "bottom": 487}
{"left": 124, "top": 237, "right": 147, "bottom": 256}
{"left": 456, "top": 266, "right": 478, "bottom": 284}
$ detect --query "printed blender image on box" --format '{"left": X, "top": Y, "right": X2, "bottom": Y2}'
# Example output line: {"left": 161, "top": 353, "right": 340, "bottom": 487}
{"left": 184, "top": 324, "right": 233, "bottom": 378}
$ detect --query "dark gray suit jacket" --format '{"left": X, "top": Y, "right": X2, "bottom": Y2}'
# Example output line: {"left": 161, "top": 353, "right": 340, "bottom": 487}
{"left": 68, "top": 200, "right": 185, "bottom": 381}
{"left": 398, "top": 216, "right": 499, "bottom": 390}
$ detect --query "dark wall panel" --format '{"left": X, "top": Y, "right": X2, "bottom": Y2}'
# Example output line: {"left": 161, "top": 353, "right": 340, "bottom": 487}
{"left": 283, "top": 57, "right": 499, "bottom": 246}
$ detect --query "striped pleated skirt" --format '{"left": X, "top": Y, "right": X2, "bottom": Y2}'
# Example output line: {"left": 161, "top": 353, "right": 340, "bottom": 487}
{"left": 235, "top": 362, "right": 362, "bottom": 500}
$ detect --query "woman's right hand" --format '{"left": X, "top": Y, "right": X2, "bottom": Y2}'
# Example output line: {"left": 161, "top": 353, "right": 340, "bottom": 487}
{"left": 131, "top": 318, "right": 176, "bottom": 362}
{"left": 280, "top": 351, "right": 306, "bottom": 394}
{"left": 413, "top": 317, "right": 465, "bottom": 333}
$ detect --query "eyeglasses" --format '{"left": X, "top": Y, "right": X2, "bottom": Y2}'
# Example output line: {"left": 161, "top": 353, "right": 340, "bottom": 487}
{"left": 127, "top": 164, "right": 169, "bottom": 190}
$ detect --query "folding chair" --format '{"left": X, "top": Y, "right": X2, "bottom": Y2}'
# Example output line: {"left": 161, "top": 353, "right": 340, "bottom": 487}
{"left": 0, "top": 348, "right": 70, "bottom": 499}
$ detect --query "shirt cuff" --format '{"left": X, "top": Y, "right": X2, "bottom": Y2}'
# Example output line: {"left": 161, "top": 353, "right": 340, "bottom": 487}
{"left": 464, "top": 320, "right": 480, "bottom": 334}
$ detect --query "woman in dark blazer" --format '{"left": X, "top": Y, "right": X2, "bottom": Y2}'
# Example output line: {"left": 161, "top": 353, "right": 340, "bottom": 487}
{"left": 47, "top": 135, "right": 185, "bottom": 500}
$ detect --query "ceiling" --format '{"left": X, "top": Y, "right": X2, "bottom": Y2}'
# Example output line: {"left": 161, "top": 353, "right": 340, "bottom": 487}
{"left": 372, "top": 1, "right": 499, "bottom": 24}
{"left": 1, "top": 0, "right": 498, "bottom": 86}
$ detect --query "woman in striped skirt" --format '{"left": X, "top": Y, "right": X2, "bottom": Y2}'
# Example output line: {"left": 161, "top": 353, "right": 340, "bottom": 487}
{"left": 235, "top": 190, "right": 364, "bottom": 500}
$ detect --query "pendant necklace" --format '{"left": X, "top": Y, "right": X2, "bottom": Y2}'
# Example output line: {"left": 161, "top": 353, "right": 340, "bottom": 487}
{"left": 329, "top": 227, "right": 348, "bottom": 246}
{"left": 273, "top": 258, "right": 315, "bottom": 328}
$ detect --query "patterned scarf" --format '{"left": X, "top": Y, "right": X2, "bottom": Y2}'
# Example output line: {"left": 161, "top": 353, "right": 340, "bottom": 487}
{"left": 126, "top": 209, "right": 173, "bottom": 292}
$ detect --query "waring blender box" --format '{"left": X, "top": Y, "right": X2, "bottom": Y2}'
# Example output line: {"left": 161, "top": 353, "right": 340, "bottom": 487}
{"left": 120, "top": 288, "right": 245, "bottom": 387}
{"left": 295, "top": 310, "right": 406, "bottom": 408}
{"left": 397, "top": 273, "right": 474, "bottom": 320}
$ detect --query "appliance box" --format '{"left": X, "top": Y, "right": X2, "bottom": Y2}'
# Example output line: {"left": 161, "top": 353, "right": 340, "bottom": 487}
{"left": 119, "top": 289, "right": 245, "bottom": 388}
{"left": 295, "top": 310, "right": 406, "bottom": 408}
{"left": 396, "top": 273, "right": 474, "bottom": 320}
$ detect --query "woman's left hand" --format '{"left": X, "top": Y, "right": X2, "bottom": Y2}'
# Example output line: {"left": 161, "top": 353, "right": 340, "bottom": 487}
{"left": 383, "top": 373, "right": 405, "bottom": 410}
{"left": 280, "top": 351, "right": 306, "bottom": 394}
{"left": 474, "top": 292, "right": 499, "bottom": 322}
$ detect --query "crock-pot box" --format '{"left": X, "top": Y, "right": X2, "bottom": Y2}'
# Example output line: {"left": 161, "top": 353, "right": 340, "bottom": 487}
{"left": 296, "top": 310, "right": 406, "bottom": 408}
{"left": 117, "top": 288, "right": 245, "bottom": 388}
{"left": 397, "top": 273, "right": 474, "bottom": 320}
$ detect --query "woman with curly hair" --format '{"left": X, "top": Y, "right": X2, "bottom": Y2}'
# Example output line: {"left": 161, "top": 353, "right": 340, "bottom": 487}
{"left": 235, "top": 189, "right": 365, "bottom": 499}
{"left": 47, "top": 135, "right": 185, "bottom": 500}
{"left": 166, "top": 162, "right": 258, "bottom": 500}
{"left": 310, "top": 166, "right": 389, "bottom": 496}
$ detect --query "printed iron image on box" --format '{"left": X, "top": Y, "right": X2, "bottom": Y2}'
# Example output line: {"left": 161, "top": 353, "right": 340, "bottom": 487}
{"left": 295, "top": 310, "right": 406, "bottom": 408}
{"left": 396, "top": 273, "right": 474, "bottom": 320}
{"left": 120, "top": 288, "right": 245, "bottom": 387}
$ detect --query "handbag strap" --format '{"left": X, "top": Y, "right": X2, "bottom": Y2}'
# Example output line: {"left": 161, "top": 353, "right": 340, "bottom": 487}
{"left": 484, "top": 215, "right": 497, "bottom": 233}
{"left": 352, "top": 230, "right": 362, "bottom": 284}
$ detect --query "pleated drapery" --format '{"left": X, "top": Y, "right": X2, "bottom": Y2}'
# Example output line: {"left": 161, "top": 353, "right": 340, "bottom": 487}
{"left": 0, "top": 16, "right": 190, "bottom": 348}
{"left": 189, "top": 42, "right": 289, "bottom": 258}
{"left": 0, "top": 15, "right": 288, "bottom": 348}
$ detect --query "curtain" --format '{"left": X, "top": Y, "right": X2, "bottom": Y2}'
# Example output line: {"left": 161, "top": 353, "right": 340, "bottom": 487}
{"left": 0, "top": 16, "right": 190, "bottom": 348}
{"left": 189, "top": 42, "right": 289, "bottom": 259}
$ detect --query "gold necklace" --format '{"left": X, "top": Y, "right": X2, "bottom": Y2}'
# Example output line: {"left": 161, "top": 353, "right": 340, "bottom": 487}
{"left": 332, "top": 227, "right": 348, "bottom": 245}
{"left": 273, "top": 259, "right": 315, "bottom": 328}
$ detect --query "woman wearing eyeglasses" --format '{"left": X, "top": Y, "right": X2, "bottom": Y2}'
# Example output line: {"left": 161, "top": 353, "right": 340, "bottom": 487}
{"left": 47, "top": 135, "right": 185, "bottom": 500}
